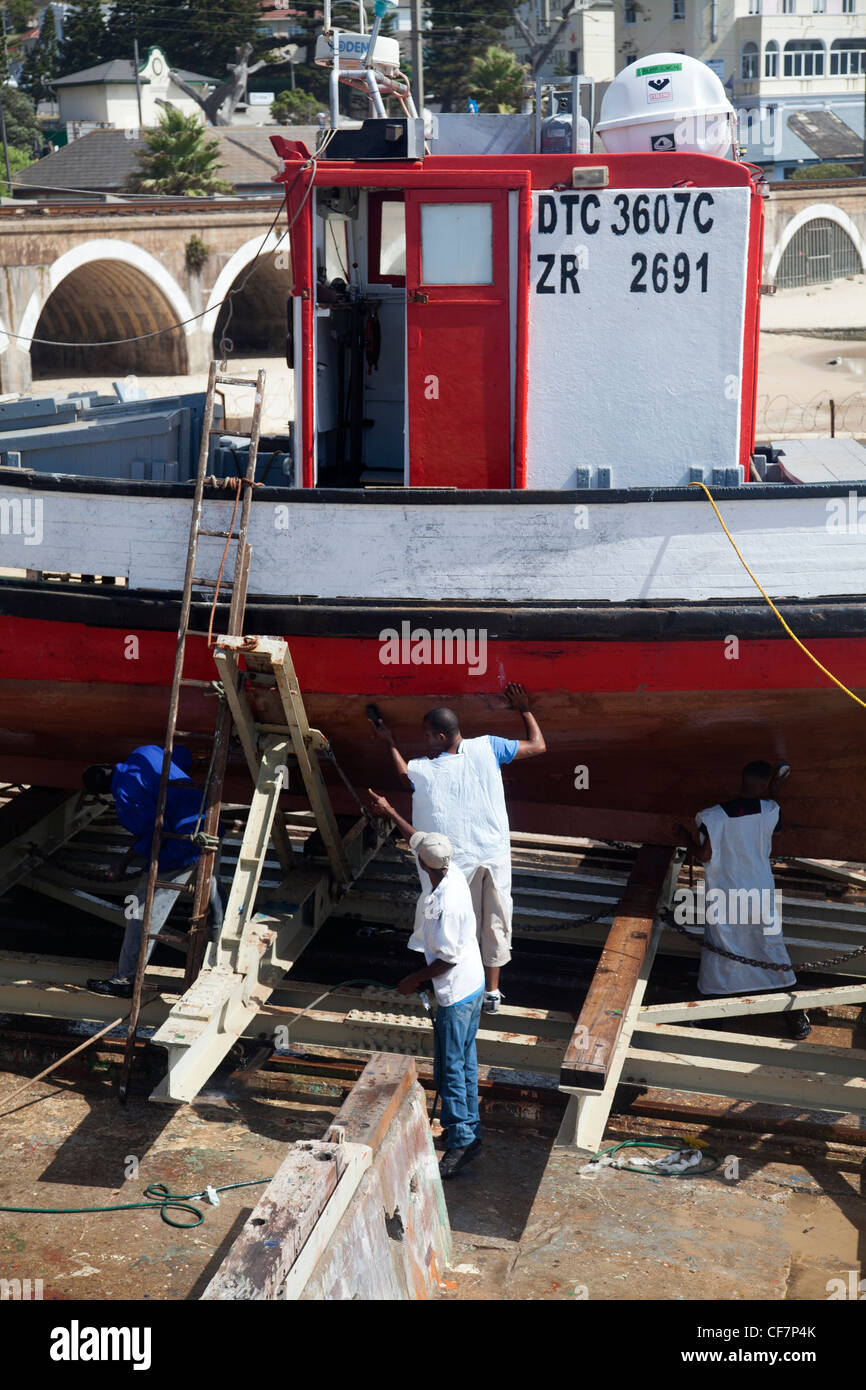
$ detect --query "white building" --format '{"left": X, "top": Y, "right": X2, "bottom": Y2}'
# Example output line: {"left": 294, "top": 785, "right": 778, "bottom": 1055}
{"left": 53, "top": 46, "right": 216, "bottom": 138}
{"left": 504, "top": 1, "right": 618, "bottom": 83}
{"left": 615, "top": 0, "right": 864, "bottom": 176}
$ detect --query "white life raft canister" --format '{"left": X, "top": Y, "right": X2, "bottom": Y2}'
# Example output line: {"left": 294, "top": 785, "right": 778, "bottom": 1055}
{"left": 596, "top": 53, "right": 736, "bottom": 158}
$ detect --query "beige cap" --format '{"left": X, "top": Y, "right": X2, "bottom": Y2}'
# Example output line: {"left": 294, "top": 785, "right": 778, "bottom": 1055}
{"left": 410, "top": 831, "right": 453, "bottom": 870}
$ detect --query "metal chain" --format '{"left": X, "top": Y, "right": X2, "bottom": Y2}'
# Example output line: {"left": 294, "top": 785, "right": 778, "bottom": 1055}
{"left": 520, "top": 906, "right": 618, "bottom": 933}
{"left": 661, "top": 913, "right": 866, "bottom": 972}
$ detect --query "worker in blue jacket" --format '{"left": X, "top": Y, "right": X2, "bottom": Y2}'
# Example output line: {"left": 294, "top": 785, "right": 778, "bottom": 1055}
{"left": 81, "top": 745, "right": 223, "bottom": 998}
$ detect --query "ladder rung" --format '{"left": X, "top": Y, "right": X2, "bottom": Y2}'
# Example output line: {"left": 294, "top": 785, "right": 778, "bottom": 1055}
{"left": 198, "top": 529, "right": 241, "bottom": 539}
{"left": 155, "top": 879, "right": 197, "bottom": 894}
{"left": 146, "top": 930, "right": 188, "bottom": 949}
{"left": 179, "top": 678, "right": 214, "bottom": 687}
{"left": 175, "top": 731, "right": 215, "bottom": 740}
{"left": 215, "top": 374, "right": 260, "bottom": 387}
{"left": 192, "top": 577, "right": 234, "bottom": 588}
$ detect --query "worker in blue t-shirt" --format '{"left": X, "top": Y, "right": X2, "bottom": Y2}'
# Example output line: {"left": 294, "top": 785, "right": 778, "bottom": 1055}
{"left": 369, "top": 683, "right": 546, "bottom": 1013}
{"left": 81, "top": 745, "right": 224, "bottom": 998}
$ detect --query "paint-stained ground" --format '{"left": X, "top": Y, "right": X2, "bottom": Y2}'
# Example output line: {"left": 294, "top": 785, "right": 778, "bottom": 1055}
{"left": 439, "top": 1120, "right": 866, "bottom": 1302}
{"left": 1, "top": 1058, "right": 864, "bottom": 1302}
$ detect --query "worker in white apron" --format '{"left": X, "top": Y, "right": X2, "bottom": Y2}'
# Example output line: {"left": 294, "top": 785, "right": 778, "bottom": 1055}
{"left": 679, "top": 759, "right": 810, "bottom": 1040}
{"left": 368, "top": 683, "right": 546, "bottom": 1013}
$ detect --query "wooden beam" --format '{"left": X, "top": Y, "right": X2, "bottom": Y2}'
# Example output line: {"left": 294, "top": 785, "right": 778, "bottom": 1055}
{"left": 792, "top": 858, "right": 866, "bottom": 890}
{"left": 201, "top": 1138, "right": 365, "bottom": 1300}
{"left": 324, "top": 1052, "right": 417, "bottom": 1152}
{"left": 559, "top": 843, "right": 674, "bottom": 1093}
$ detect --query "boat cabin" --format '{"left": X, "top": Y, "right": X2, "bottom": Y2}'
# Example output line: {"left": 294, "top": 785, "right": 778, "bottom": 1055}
{"left": 272, "top": 129, "right": 765, "bottom": 493}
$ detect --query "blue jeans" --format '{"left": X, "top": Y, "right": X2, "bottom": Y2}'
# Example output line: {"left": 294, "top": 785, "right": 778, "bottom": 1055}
{"left": 434, "top": 986, "right": 483, "bottom": 1151}
{"left": 116, "top": 865, "right": 224, "bottom": 980}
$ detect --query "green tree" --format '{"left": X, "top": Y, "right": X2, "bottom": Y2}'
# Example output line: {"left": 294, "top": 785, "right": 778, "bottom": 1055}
{"left": 469, "top": 44, "right": 523, "bottom": 112}
{"left": 103, "top": 0, "right": 161, "bottom": 63}
{"left": 791, "top": 162, "right": 857, "bottom": 181}
{"left": 57, "top": 0, "right": 109, "bottom": 76}
{"left": 126, "top": 107, "right": 232, "bottom": 195}
{"left": 1, "top": 83, "right": 40, "bottom": 147}
{"left": 271, "top": 85, "right": 324, "bottom": 124}
{"left": 4, "top": 0, "right": 35, "bottom": 34}
{"left": 21, "top": 3, "right": 58, "bottom": 104}
{"left": 425, "top": 0, "right": 510, "bottom": 112}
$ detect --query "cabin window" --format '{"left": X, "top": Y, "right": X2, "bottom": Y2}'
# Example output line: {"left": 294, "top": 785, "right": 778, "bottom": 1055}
{"left": 420, "top": 202, "right": 494, "bottom": 284}
{"left": 368, "top": 191, "right": 406, "bottom": 287}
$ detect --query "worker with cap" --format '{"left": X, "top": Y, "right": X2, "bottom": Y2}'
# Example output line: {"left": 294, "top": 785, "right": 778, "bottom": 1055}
{"left": 368, "top": 788, "right": 485, "bottom": 1179}
{"left": 81, "top": 745, "right": 223, "bottom": 998}
{"left": 368, "top": 682, "right": 545, "bottom": 1014}
{"left": 677, "top": 759, "right": 810, "bottom": 1039}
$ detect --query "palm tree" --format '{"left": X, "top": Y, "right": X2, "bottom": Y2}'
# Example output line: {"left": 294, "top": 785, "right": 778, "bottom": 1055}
{"left": 126, "top": 109, "right": 232, "bottom": 197}
{"left": 469, "top": 45, "right": 525, "bottom": 114}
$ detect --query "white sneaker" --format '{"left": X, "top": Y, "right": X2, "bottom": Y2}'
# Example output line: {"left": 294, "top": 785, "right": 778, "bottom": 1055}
{"left": 482, "top": 989, "right": 503, "bottom": 1014}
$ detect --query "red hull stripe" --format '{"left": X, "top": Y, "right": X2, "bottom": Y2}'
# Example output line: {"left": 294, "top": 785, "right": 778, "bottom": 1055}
{"left": 3, "top": 617, "right": 866, "bottom": 695}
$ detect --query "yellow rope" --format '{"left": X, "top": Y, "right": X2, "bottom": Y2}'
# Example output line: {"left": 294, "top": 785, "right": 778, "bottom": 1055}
{"left": 689, "top": 480, "right": 866, "bottom": 711}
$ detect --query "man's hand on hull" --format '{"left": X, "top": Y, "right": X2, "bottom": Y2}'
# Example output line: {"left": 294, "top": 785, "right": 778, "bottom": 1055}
{"left": 503, "top": 681, "right": 532, "bottom": 712}
{"left": 366, "top": 703, "right": 395, "bottom": 744}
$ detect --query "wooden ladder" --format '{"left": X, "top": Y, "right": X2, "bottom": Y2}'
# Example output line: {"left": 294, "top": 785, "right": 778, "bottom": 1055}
{"left": 117, "top": 360, "right": 268, "bottom": 1102}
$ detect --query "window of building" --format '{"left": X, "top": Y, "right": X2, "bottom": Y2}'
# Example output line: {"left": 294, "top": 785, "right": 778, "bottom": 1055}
{"left": 830, "top": 38, "right": 866, "bottom": 74}
{"left": 624, "top": 4, "right": 637, "bottom": 23}
{"left": 741, "top": 41, "right": 759, "bottom": 79}
{"left": 781, "top": 0, "right": 795, "bottom": 12}
{"left": 764, "top": 40, "right": 779, "bottom": 76}
{"left": 568, "top": 49, "right": 579, "bottom": 73}
{"left": 672, "top": 0, "right": 685, "bottom": 19}
{"left": 812, "top": 0, "right": 826, "bottom": 12}
{"left": 748, "top": 0, "right": 760, "bottom": 13}
{"left": 842, "top": 0, "right": 855, "bottom": 11}
{"left": 783, "top": 39, "right": 825, "bottom": 76}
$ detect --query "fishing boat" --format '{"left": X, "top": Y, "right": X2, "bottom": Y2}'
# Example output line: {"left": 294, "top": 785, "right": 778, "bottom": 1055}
{"left": 1, "top": 47, "right": 865, "bottom": 859}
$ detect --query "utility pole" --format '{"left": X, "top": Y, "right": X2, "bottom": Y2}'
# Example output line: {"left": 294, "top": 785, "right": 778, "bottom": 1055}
{"left": 133, "top": 37, "right": 144, "bottom": 130}
{"left": 410, "top": 0, "right": 424, "bottom": 113}
{"left": 0, "top": 12, "right": 10, "bottom": 197}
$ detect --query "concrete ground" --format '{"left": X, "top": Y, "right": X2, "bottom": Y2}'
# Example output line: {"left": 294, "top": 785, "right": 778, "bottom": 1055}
{"left": 1, "top": 1059, "right": 863, "bottom": 1302}
{"left": 440, "top": 1123, "right": 865, "bottom": 1302}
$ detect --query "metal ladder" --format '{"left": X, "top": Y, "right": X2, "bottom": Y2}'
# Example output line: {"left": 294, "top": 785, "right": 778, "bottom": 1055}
{"left": 117, "top": 360, "right": 268, "bottom": 1102}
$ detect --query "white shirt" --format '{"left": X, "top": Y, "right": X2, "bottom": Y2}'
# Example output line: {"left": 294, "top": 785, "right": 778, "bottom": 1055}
{"left": 417, "top": 862, "right": 484, "bottom": 1007}
{"left": 408, "top": 736, "right": 515, "bottom": 940}
{"left": 695, "top": 800, "right": 795, "bottom": 995}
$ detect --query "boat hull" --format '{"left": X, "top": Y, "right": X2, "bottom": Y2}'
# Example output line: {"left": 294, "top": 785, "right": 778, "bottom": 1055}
{"left": 2, "top": 581, "right": 865, "bottom": 859}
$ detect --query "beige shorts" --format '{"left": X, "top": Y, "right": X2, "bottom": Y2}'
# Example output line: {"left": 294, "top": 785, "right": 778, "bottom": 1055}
{"left": 469, "top": 866, "right": 512, "bottom": 969}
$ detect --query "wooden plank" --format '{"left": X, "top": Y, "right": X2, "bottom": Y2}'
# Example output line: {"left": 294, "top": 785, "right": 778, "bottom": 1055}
{"left": 559, "top": 843, "right": 674, "bottom": 1092}
{"left": 639, "top": 981, "right": 866, "bottom": 1025}
{"left": 324, "top": 1053, "right": 419, "bottom": 1153}
{"left": 201, "top": 1139, "right": 348, "bottom": 1300}
{"left": 792, "top": 857, "right": 866, "bottom": 889}
{"left": 556, "top": 917, "right": 663, "bottom": 1151}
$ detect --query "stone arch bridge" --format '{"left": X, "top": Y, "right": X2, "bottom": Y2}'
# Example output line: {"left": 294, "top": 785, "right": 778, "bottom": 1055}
{"left": 0, "top": 198, "right": 290, "bottom": 393}
{"left": 0, "top": 183, "right": 862, "bottom": 395}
